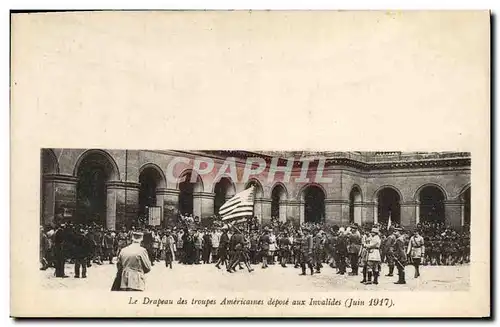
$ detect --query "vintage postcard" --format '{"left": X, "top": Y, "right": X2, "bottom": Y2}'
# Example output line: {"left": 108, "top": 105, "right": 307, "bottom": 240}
{"left": 10, "top": 11, "right": 490, "bottom": 317}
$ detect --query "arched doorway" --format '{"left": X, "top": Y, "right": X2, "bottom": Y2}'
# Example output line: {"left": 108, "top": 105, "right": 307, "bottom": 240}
{"left": 462, "top": 187, "right": 471, "bottom": 226}
{"left": 40, "top": 149, "right": 59, "bottom": 225}
{"left": 139, "top": 165, "right": 166, "bottom": 224}
{"left": 75, "top": 151, "right": 119, "bottom": 226}
{"left": 377, "top": 187, "right": 401, "bottom": 225}
{"left": 349, "top": 186, "right": 362, "bottom": 224}
{"left": 418, "top": 185, "right": 445, "bottom": 224}
{"left": 178, "top": 171, "right": 203, "bottom": 216}
{"left": 271, "top": 184, "right": 287, "bottom": 222}
{"left": 302, "top": 185, "right": 325, "bottom": 223}
{"left": 214, "top": 177, "right": 236, "bottom": 215}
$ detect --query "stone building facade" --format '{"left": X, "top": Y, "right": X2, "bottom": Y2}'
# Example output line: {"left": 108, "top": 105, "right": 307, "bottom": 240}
{"left": 40, "top": 149, "right": 471, "bottom": 229}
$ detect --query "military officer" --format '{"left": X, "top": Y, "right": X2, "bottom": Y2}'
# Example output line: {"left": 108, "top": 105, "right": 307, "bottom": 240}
{"left": 393, "top": 227, "right": 407, "bottom": 284}
{"left": 365, "top": 227, "right": 382, "bottom": 285}
{"left": 407, "top": 229, "right": 425, "bottom": 278}
{"left": 347, "top": 224, "right": 362, "bottom": 276}
{"left": 259, "top": 227, "right": 271, "bottom": 269}
{"left": 383, "top": 227, "right": 397, "bottom": 276}
{"left": 114, "top": 231, "right": 152, "bottom": 291}
{"left": 279, "top": 231, "right": 291, "bottom": 268}
{"left": 298, "top": 228, "right": 314, "bottom": 276}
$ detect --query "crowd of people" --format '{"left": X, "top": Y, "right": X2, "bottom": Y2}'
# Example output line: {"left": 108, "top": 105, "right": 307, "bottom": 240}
{"left": 40, "top": 213, "right": 470, "bottom": 290}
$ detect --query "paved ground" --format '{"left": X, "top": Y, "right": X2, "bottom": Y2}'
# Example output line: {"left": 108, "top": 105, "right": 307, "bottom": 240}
{"left": 41, "top": 261, "right": 470, "bottom": 292}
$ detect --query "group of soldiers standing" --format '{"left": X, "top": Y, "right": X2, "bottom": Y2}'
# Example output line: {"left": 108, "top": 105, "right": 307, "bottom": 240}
{"left": 40, "top": 216, "right": 470, "bottom": 290}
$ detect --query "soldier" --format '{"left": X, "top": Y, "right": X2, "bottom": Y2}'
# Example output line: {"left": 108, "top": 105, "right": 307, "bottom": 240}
{"left": 407, "top": 229, "right": 425, "bottom": 278}
{"left": 383, "top": 227, "right": 397, "bottom": 276}
{"left": 393, "top": 227, "right": 407, "bottom": 284}
{"left": 73, "top": 228, "right": 93, "bottom": 278}
{"left": 103, "top": 230, "right": 115, "bottom": 264}
{"left": 335, "top": 227, "right": 348, "bottom": 275}
{"left": 53, "top": 222, "right": 69, "bottom": 278}
{"left": 298, "top": 228, "right": 314, "bottom": 276}
{"left": 365, "top": 227, "right": 382, "bottom": 285}
{"left": 163, "top": 229, "right": 176, "bottom": 269}
{"left": 249, "top": 232, "right": 259, "bottom": 265}
{"left": 279, "top": 231, "right": 291, "bottom": 268}
{"left": 215, "top": 227, "right": 229, "bottom": 269}
{"left": 259, "top": 227, "right": 271, "bottom": 269}
{"left": 313, "top": 229, "right": 324, "bottom": 273}
{"left": 359, "top": 227, "right": 370, "bottom": 284}
{"left": 328, "top": 226, "right": 339, "bottom": 269}
{"left": 114, "top": 231, "right": 152, "bottom": 291}
{"left": 115, "top": 226, "right": 129, "bottom": 256}
{"left": 347, "top": 224, "right": 362, "bottom": 276}
{"left": 227, "top": 226, "right": 247, "bottom": 273}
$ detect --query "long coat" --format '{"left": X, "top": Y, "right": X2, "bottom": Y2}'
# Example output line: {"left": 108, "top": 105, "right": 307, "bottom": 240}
{"left": 116, "top": 243, "right": 152, "bottom": 291}
{"left": 365, "top": 234, "right": 381, "bottom": 262}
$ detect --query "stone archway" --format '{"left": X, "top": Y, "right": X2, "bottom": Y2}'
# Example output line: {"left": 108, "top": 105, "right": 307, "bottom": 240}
{"left": 301, "top": 184, "right": 326, "bottom": 224}
{"left": 178, "top": 170, "right": 204, "bottom": 217}
{"left": 214, "top": 177, "right": 236, "bottom": 215}
{"left": 139, "top": 164, "right": 167, "bottom": 225}
{"left": 375, "top": 187, "right": 401, "bottom": 226}
{"left": 40, "top": 149, "right": 59, "bottom": 226}
{"left": 418, "top": 185, "right": 446, "bottom": 224}
{"left": 74, "top": 150, "right": 120, "bottom": 227}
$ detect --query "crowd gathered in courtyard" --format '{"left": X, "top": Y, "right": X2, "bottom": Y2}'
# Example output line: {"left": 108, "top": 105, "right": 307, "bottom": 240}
{"left": 40, "top": 212, "right": 470, "bottom": 290}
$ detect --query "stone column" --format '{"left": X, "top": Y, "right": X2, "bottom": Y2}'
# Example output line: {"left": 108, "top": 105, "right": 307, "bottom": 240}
{"left": 415, "top": 200, "right": 421, "bottom": 225}
{"left": 105, "top": 181, "right": 140, "bottom": 230}
{"left": 400, "top": 201, "right": 417, "bottom": 228}
{"left": 325, "top": 199, "right": 344, "bottom": 226}
{"left": 193, "top": 192, "right": 215, "bottom": 220}
{"left": 278, "top": 200, "right": 288, "bottom": 222}
{"left": 156, "top": 188, "right": 180, "bottom": 226}
{"left": 444, "top": 199, "right": 463, "bottom": 228}
{"left": 286, "top": 200, "right": 301, "bottom": 226}
{"left": 361, "top": 202, "right": 376, "bottom": 225}
{"left": 42, "top": 174, "right": 78, "bottom": 226}
{"left": 256, "top": 198, "right": 272, "bottom": 225}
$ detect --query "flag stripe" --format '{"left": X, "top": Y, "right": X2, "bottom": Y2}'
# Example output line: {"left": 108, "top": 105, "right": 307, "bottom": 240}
{"left": 220, "top": 186, "right": 255, "bottom": 221}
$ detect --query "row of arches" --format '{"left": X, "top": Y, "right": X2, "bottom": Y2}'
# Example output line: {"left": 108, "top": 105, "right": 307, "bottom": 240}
{"left": 41, "top": 149, "right": 471, "bottom": 227}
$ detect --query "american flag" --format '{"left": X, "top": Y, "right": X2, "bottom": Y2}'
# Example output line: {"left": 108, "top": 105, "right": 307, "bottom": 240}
{"left": 220, "top": 186, "right": 255, "bottom": 224}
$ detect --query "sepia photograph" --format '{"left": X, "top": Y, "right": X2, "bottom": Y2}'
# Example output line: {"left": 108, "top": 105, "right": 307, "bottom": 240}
{"left": 10, "top": 10, "right": 489, "bottom": 318}
{"left": 40, "top": 149, "right": 471, "bottom": 293}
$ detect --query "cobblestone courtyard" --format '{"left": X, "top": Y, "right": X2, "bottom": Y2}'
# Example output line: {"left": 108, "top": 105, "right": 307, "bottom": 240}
{"left": 41, "top": 261, "right": 470, "bottom": 292}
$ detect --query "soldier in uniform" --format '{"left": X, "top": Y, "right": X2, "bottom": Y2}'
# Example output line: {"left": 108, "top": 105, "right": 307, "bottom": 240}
{"left": 73, "top": 227, "right": 93, "bottom": 278}
{"left": 359, "top": 227, "right": 370, "bottom": 284}
{"left": 215, "top": 227, "right": 229, "bottom": 269}
{"left": 335, "top": 227, "right": 348, "bottom": 275}
{"left": 164, "top": 229, "right": 176, "bottom": 269}
{"left": 114, "top": 231, "right": 152, "bottom": 291}
{"left": 279, "top": 231, "right": 291, "bottom": 268}
{"left": 53, "top": 222, "right": 69, "bottom": 278}
{"left": 407, "top": 229, "right": 425, "bottom": 278}
{"left": 227, "top": 226, "right": 253, "bottom": 273}
{"left": 298, "top": 228, "right": 314, "bottom": 276}
{"left": 383, "top": 227, "right": 397, "bottom": 276}
{"left": 313, "top": 229, "right": 324, "bottom": 274}
{"left": 249, "top": 232, "right": 259, "bottom": 265}
{"left": 103, "top": 230, "right": 115, "bottom": 264}
{"left": 393, "top": 227, "right": 407, "bottom": 284}
{"left": 347, "top": 224, "right": 362, "bottom": 276}
{"left": 259, "top": 227, "right": 271, "bottom": 269}
{"left": 115, "top": 227, "right": 129, "bottom": 256}
{"left": 365, "top": 227, "right": 382, "bottom": 285}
